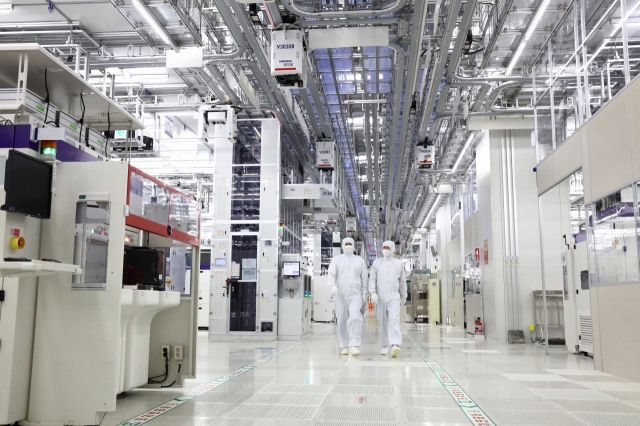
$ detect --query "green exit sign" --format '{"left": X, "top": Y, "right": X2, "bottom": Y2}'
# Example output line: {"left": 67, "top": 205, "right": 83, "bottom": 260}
{"left": 79, "top": 195, "right": 86, "bottom": 200}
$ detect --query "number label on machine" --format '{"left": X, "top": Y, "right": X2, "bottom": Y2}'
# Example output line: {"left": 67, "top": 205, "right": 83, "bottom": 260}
{"left": 415, "top": 146, "right": 435, "bottom": 169}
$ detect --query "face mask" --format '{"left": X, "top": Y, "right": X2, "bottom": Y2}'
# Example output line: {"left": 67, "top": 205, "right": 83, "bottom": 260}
{"left": 382, "top": 249, "right": 392, "bottom": 258}
{"left": 344, "top": 246, "right": 354, "bottom": 254}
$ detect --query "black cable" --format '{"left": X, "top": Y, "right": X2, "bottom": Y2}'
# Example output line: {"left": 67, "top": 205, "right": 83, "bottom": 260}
{"left": 105, "top": 113, "right": 110, "bottom": 158}
{"left": 161, "top": 362, "right": 182, "bottom": 388}
{"left": 78, "top": 91, "right": 86, "bottom": 145}
{"left": 147, "top": 358, "right": 169, "bottom": 383}
{"left": 466, "top": 47, "right": 485, "bottom": 56}
{"left": 43, "top": 69, "right": 56, "bottom": 126}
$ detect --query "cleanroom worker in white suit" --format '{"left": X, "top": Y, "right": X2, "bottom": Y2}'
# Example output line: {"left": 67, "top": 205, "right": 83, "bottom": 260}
{"left": 328, "top": 237, "right": 368, "bottom": 356}
{"left": 369, "top": 241, "right": 407, "bottom": 357}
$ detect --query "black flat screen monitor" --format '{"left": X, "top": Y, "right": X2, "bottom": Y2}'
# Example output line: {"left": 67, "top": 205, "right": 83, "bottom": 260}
{"left": 123, "top": 247, "right": 161, "bottom": 287}
{"left": 282, "top": 261, "right": 300, "bottom": 277}
{"left": 1, "top": 150, "right": 53, "bottom": 219}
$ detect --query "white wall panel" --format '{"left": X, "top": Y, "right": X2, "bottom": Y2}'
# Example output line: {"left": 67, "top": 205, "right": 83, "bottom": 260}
{"left": 308, "top": 27, "right": 389, "bottom": 50}
{"left": 553, "top": 132, "right": 582, "bottom": 184}
{"left": 475, "top": 133, "right": 500, "bottom": 339}
{"left": 624, "top": 77, "right": 640, "bottom": 182}
{"left": 581, "top": 129, "right": 593, "bottom": 204}
{"left": 587, "top": 91, "right": 633, "bottom": 201}
{"left": 513, "top": 130, "right": 545, "bottom": 337}
{"left": 536, "top": 155, "right": 555, "bottom": 195}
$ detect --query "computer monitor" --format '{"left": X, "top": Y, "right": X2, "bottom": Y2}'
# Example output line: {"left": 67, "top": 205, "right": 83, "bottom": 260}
{"left": 282, "top": 261, "right": 300, "bottom": 277}
{"left": 215, "top": 258, "right": 226, "bottom": 267}
{"left": 123, "top": 247, "right": 161, "bottom": 287}
{"left": 1, "top": 150, "right": 53, "bottom": 219}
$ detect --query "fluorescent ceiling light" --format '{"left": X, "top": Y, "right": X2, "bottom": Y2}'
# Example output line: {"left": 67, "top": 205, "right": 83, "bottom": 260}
{"left": 0, "top": 4, "right": 13, "bottom": 13}
{"left": 610, "top": 0, "right": 640, "bottom": 36}
{"left": 420, "top": 194, "right": 442, "bottom": 229}
{"left": 131, "top": 0, "right": 171, "bottom": 45}
{"left": 506, "top": 0, "right": 552, "bottom": 74}
{"left": 451, "top": 133, "right": 476, "bottom": 173}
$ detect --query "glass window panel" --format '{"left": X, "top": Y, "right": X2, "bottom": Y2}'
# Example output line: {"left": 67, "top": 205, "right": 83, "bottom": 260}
{"left": 592, "top": 185, "right": 640, "bottom": 285}
{"left": 170, "top": 193, "right": 199, "bottom": 237}
{"left": 234, "top": 122, "right": 262, "bottom": 164}
{"left": 231, "top": 166, "right": 261, "bottom": 221}
{"left": 129, "top": 172, "right": 170, "bottom": 226}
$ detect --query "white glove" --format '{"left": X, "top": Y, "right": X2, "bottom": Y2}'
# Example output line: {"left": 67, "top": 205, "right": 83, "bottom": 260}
{"left": 370, "top": 293, "right": 379, "bottom": 304}
{"left": 330, "top": 286, "right": 338, "bottom": 297}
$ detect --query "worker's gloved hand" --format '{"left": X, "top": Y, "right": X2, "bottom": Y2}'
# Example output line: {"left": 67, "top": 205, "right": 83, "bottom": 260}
{"left": 370, "top": 293, "right": 379, "bottom": 304}
{"left": 330, "top": 286, "right": 338, "bottom": 297}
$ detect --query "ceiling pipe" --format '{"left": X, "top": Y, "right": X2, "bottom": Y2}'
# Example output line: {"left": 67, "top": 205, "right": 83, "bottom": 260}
{"left": 0, "top": 29, "right": 107, "bottom": 53}
{"left": 396, "top": 0, "right": 463, "bottom": 240}
{"left": 383, "top": 42, "right": 405, "bottom": 229}
{"left": 386, "top": 0, "right": 429, "bottom": 240}
{"left": 280, "top": 0, "right": 408, "bottom": 19}
{"left": 416, "top": 0, "right": 463, "bottom": 151}
{"left": 0, "top": 21, "right": 80, "bottom": 28}
{"left": 299, "top": 90, "right": 323, "bottom": 139}
{"left": 225, "top": 0, "right": 317, "bottom": 169}
{"left": 446, "top": 0, "right": 478, "bottom": 80}
{"left": 306, "top": 68, "right": 333, "bottom": 138}
{"left": 295, "top": 17, "right": 410, "bottom": 37}
{"left": 480, "top": 0, "right": 516, "bottom": 68}
{"left": 394, "top": 0, "right": 443, "bottom": 236}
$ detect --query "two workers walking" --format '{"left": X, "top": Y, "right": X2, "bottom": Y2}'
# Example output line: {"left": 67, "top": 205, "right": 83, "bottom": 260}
{"left": 328, "top": 238, "right": 407, "bottom": 357}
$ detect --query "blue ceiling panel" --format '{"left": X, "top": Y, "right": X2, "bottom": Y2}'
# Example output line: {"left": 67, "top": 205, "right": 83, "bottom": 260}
{"left": 364, "top": 57, "right": 393, "bottom": 69}
{"left": 364, "top": 71, "right": 392, "bottom": 82}
{"left": 331, "top": 47, "right": 352, "bottom": 57}
{"left": 332, "top": 59, "right": 354, "bottom": 71}
{"left": 366, "top": 83, "right": 391, "bottom": 93}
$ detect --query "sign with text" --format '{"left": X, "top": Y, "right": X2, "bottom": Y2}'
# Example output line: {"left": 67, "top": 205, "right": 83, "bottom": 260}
{"left": 164, "top": 116, "right": 174, "bottom": 139}
{"left": 483, "top": 240, "right": 489, "bottom": 265}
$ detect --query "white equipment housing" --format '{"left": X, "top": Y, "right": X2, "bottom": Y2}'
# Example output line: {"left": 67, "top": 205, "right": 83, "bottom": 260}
{"left": 316, "top": 140, "right": 336, "bottom": 169}
{"left": 346, "top": 217, "right": 357, "bottom": 233}
{"left": 208, "top": 119, "right": 281, "bottom": 341}
{"left": 415, "top": 145, "right": 435, "bottom": 169}
{"left": 278, "top": 254, "right": 311, "bottom": 340}
{"left": 198, "top": 104, "right": 238, "bottom": 145}
{"left": 271, "top": 28, "right": 307, "bottom": 89}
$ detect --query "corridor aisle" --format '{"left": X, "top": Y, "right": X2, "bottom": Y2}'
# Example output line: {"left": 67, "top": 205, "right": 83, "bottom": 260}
{"left": 104, "top": 315, "right": 640, "bottom": 426}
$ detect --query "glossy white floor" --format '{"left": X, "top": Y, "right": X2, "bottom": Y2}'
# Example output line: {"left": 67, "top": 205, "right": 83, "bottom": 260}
{"left": 103, "top": 314, "right": 640, "bottom": 426}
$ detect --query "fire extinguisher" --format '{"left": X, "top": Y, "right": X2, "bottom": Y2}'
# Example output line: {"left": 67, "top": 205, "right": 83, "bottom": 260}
{"left": 474, "top": 317, "right": 483, "bottom": 335}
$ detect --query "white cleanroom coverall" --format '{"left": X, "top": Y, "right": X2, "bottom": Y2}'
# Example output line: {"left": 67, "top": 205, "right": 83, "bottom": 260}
{"left": 328, "top": 238, "right": 368, "bottom": 348}
{"left": 369, "top": 241, "right": 407, "bottom": 347}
